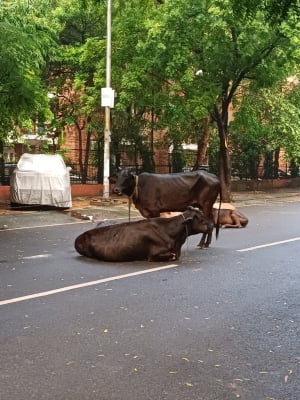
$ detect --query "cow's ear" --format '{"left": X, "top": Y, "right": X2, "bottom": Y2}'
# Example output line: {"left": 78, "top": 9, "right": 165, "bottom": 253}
{"left": 109, "top": 174, "right": 117, "bottom": 184}
{"left": 128, "top": 167, "right": 136, "bottom": 175}
{"left": 183, "top": 216, "right": 192, "bottom": 224}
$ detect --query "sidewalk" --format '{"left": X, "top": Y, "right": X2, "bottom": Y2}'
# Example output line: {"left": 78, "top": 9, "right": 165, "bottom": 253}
{"left": 0, "top": 187, "right": 300, "bottom": 230}
{"left": 231, "top": 187, "right": 300, "bottom": 206}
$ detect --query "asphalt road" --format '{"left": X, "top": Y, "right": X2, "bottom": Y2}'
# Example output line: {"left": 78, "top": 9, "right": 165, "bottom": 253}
{"left": 1, "top": 201, "right": 300, "bottom": 400}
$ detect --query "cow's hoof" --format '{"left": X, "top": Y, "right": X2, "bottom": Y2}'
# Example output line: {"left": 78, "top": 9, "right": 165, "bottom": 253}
{"left": 197, "top": 244, "right": 210, "bottom": 249}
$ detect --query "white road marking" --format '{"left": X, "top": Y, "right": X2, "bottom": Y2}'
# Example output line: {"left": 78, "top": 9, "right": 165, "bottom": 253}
{"left": 22, "top": 254, "right": 51, "bottom": 260}
{"left": 0, "top": 264, "right": 178, "bottom": 307}
{"left": 0, "top": 221, "right": 89, "bottom": 231}
{"left": 238, "top": 237, "right": 300, "bottom": 252}
{"left": 0, "top": 216, "right": 140, "bottom": 231}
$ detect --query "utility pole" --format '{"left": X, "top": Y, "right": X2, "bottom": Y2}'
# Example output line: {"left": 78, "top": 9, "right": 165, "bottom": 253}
{"left": 102, "top": 0, "right": 112, "bottom": 199}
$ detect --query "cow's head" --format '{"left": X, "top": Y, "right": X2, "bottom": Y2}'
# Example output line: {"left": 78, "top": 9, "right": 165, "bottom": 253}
{"left": 113, "top": 167, "right": 136, "bottom": 197}
{"left": 182, "top": 206, "right": 214, "bottom": 235}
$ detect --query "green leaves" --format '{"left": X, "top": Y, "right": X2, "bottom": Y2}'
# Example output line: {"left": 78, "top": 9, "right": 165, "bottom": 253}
{"left": 230, "top": 78, "right": 300, "bottom": 171}
{"left": 0, "top": 0, "right": 59, "bottom": 135}
{"left": 1, "top": 0, "right": 299, "bottom": 180}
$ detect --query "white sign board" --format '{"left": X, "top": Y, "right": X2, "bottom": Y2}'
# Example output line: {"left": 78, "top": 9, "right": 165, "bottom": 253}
{"left": 101, "top": 88, "right": 115, "bottom": 108}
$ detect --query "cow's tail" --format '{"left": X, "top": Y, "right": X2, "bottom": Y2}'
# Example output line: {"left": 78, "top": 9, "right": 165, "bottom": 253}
{"left": 128, "top": 196, "right": 132, "bottom": 221}
{"left": 128, "top": 175, "right": 138, "bottom": 222}
{"left": 215, "top": 185, "right": 222, "bottom": 240}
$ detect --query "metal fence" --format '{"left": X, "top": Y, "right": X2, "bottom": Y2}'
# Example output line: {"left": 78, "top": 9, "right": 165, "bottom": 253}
{"left": 0, "top": 163, "right": 17, "bottom": 185}
{"left": 0, "top": 150, "right": 296, "bottom": 185}
{"left": 0, "top": 150, "right": 199, "bottom": 185}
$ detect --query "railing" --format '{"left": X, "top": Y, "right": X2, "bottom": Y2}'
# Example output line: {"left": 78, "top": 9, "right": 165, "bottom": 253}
{"left": 0, "top": 163, "right": 17, "bottom": 185}
{"left": 0, "top": 151, "right": 295, "bottom": 185}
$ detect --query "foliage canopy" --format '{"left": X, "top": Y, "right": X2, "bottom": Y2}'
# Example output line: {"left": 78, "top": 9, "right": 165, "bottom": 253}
{"left": 1, "top": 0, "right": 300, "bottom": 195}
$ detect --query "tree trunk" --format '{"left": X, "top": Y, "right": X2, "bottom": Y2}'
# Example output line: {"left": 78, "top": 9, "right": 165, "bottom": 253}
{"left": 193, "top": 116, "right": 210, "bottom": 170}
{"left": 212, "top": 105, "right": 231, "bottom": 202}
{"left": 218, "top": 139, "right": 231, "bottom": 202}
{"left": 274, "top": 147, "right": 280, "bottom": 178}
{"left": 75, "top": 118, "right": 89, "bottom": 184}
{"left": 0, "top": 139, "right": 4, "bottom": 185}
{"left": 75, "top": 121, "right": 84, "bottom": 183}
{"left": 83, "top": 116, "right": 92, "bottom": 183}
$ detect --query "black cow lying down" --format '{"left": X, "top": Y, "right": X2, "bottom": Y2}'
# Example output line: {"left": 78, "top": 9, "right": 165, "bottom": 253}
{"left": 74, "top": 206, "right": 213, "bottom": 262}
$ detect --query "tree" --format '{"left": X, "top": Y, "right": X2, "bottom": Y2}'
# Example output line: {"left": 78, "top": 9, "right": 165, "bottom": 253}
{"left": 45, "top": 0, "right": 107, "bottom": 182}
{"left": 118, "top": 0, "right": 300, "bottom": 200}
{"left": 230, "top": 77, "right": 300, "bottom": 179}
{"left": 0, "top": 1, "right": 56, "bottom": 135}
{"left": 0, "top": 0, "right": 58, "bottom": 182}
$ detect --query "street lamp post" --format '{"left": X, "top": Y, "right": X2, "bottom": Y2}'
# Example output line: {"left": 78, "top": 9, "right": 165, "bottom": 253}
{"left": 102, "top": 0, "right": 112, "bottom": 199}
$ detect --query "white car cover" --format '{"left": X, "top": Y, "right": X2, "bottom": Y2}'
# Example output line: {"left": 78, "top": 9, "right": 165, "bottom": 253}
{"left": 10, "top": 153, "right": 72, "bottom": 208}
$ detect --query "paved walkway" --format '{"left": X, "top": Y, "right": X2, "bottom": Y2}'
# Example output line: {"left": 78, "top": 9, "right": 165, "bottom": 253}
{"left": 231, "top": 187, "right": 300, "bottom": 206}
{"left": 0, "top": 187, "right": 299, "bottom": 230}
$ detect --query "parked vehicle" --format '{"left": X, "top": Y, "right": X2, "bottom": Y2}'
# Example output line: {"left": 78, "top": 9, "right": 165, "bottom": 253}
{"left": 10, "top": 153, "right": 72, "bottom": 208}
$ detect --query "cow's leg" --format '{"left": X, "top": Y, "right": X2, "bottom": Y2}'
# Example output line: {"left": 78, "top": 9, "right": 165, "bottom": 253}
{"left": 196, "top": 200, "right": 216, "bottom": 248}
{"left": 149, "top": 250, "right": 177, "bottom": 262}
{"left": 198, "top": 233, "right": 210, "bottom": 248}
{"left": 197, "top": 233, "right": 207, "bottom": 248}
{"left": 147, "top": 241, "right": 179, "bottom": 261}
{"left": 197, "top": 231, "right": 212, "bottom": 248}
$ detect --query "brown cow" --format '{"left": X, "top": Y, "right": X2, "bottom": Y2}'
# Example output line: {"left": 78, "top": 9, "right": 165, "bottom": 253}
{"left": 112, "top": 168, "right": 221, "bottom": 248}
{"left": 212, "top": 203, "right": 248, "bottom": 228}
{"left": 74, "top": 206, "right": 214, "bottom": 262}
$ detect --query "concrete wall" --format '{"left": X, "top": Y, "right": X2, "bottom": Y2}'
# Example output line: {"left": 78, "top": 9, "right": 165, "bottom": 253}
{"left": 0, "top": 184, "right": 105, "bottom": 202}
{"left": 231, "top": 177, "right": 300, "bottom": 191}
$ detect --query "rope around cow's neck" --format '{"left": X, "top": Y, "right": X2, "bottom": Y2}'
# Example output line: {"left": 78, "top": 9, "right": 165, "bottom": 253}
{"left": 128, "top": 175, "right": 138, "bottom": 222}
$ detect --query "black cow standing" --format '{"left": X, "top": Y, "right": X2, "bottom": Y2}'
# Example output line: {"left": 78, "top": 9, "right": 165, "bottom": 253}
{"left": 112, "top": 168, "right": 221, "bottom": 248}
{"left": 74, "top": 206, "right": 213, "bottom": 262}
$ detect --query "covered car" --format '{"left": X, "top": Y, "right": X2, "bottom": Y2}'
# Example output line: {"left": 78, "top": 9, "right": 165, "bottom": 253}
{"left": 10, "top": 153, "right": 72, "bottom": 208}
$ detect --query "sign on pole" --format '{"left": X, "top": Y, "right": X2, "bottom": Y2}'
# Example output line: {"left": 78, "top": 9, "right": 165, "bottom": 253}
{"left": 101, "top": 88, "right": 115, "bottom": 108}
{"left": 102, "top": 0, "right": 112, "bottom": 200}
